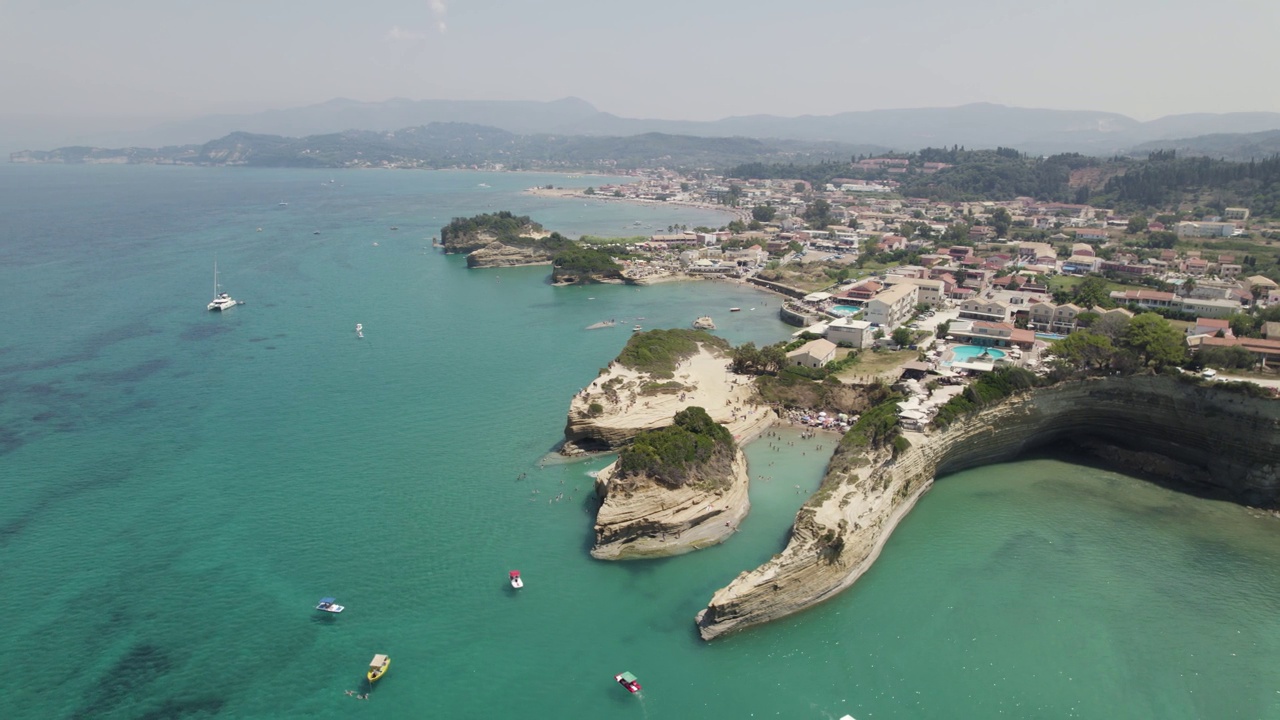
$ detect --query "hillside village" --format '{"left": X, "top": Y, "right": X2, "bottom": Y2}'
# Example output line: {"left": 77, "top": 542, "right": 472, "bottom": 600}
{"left": 550, "top": 168, "right": 1280, "bottom": 425}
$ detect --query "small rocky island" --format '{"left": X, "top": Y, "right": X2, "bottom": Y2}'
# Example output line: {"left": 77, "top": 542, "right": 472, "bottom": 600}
{"left": 566, "top": 329, "right": 776, "bottom": 559}
{"left": 593, "top": 407, "right": 748, "bottom": 559}
{"left": 440, "top": 211, "right": 623, "bottom": 282}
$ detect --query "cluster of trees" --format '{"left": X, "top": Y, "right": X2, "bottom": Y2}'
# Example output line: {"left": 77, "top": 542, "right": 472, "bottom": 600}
{"left": 551, "top": 245, "right": 622, "bottom": 280}
{"left": 1090, "top": 151, "right": 1280, "bottom": 218}
{"left": 441, "top": 211, "right": 544, "bottom": 246}
{"left": 725, "top": 161, "right": 853, "bottom": 189}
{"left": 729, "top": 341, "right": 788, "bottom": 375}
{"left": 1050, "top": 275, "right": 1114, "bottom": 308}
{"left": 616, "top": 407, "right": 735, "bottom": 489}
{"left": 1047, "top": 312, "right": 1186, "bottom": 375}
{"left": 898, "top": 150, "right": 1098, "bottom": 203}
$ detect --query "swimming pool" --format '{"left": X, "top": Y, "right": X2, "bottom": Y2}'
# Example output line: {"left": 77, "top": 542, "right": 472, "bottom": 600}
{"left": 829, "top": 305, "right": 862, "bottom": 317}
{"left": 1035, "top": 333, "right": 1067, "bottom": 341}
{"left": 950, "top": 345, "right": 1006, "bottom": 362}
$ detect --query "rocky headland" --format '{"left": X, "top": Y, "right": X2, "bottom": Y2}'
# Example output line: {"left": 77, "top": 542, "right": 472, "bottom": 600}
{"left": 695, "top": 374, "right": 1280, "bottom": 640}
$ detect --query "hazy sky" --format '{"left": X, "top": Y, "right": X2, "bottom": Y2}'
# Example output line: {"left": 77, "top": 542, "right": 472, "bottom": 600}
{"left": 3, "top": 0, "right": 1279, "bottom": 122}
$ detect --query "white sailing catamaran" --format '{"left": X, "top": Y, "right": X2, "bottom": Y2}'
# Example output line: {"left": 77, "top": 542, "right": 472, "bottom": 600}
{"left": 207, "top": 260, "right": 241, "bottom": 311}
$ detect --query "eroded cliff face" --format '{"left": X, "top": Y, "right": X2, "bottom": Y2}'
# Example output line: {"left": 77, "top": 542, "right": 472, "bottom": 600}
{"left": 441, "top": 225, "right": 542, "bottom": 255}
{"left": 465, "top": 241, "right": 553, "bottom": 269}
{"left": 695, "top": 375, "right": 1280, "bottom": 640}
{"left": 591, "top": 451, "right": 750, "bottom": 560}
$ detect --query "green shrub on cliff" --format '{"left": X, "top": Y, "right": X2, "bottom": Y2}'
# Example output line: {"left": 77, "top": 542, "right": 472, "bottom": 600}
{"left": 617, "top": 329, "right": 729, "bottom": 379}
{"left": 617, "top": 407, "right": 736, "bottom": 489}
{"left": 840, "top": 397, "right": 905, "bottom": 452}
{"left": 932, "top": 367, "right": 1039, "bottom": 428}
{"left": 551, "top": 245, "right": 622, "bottom": 279}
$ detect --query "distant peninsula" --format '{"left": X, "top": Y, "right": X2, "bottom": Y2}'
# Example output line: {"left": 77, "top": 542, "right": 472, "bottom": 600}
{"left": 8, "top": 122, "right": 862, "bottom": 172}
{"left": 439, "top": 211, "right": 623, "bottom": 283}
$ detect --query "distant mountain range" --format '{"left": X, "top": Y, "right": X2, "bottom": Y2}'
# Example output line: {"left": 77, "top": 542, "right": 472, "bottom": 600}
{"left": 10, "top": 97, "right": 1280, "bottom": 158}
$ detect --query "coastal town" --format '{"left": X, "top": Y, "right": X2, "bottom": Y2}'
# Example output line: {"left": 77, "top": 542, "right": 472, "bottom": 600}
{"left": 550, "top": 166, "right": 1280, "bottom": 644}
{"left": 525, "top": 167, "right": 1280, "bottom": 427}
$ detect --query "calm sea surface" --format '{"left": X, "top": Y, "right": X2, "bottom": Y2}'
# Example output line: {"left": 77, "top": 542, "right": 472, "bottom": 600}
{"left": 2, "top": 165, "right": 1278, "bottom": 719}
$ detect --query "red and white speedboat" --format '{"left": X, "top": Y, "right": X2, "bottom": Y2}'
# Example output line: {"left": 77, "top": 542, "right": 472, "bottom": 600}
{"left": 509, "top": 570, "right": 523, "bottom": 589}
{"left": 615, "top": 672, "right": 641, "bottom": 693}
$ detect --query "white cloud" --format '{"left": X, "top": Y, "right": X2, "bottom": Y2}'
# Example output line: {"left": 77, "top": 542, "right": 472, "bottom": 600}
{"left": 429, "top": 0, "right": 448, "bottom": 33}
{"left": 386, "top": 25, "right": 429, "bottom": 42}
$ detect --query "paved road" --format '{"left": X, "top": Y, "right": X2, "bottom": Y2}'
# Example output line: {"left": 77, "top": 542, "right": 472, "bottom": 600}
{"left": 1220, "top": 373, "right": 1280, "bottom": 390}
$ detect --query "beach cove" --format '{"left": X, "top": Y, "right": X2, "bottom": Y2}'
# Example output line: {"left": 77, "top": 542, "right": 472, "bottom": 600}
{"left": 2, "top": 164, "right": 1280, "bottom": 718}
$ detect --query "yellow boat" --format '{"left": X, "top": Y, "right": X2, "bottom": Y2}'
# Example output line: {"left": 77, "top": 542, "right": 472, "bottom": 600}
{"left": 367, "top": 654, "right": 390, "bottom": 683}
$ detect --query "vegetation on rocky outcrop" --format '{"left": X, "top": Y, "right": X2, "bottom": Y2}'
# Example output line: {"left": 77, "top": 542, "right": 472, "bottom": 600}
{"left": 931, "top": 367, "right": 1039, "bottom": 429}
{"left": 616, "top": 407, "right": 736, "bottom": 490}
{"left": 440, "top": 211, "right": 546, "bottom": 252}
{"left": 616, "top": 329, "right": 728, "bottom": 379}
{"left": 550, "top": 245, "right": 623, "bottom": 283}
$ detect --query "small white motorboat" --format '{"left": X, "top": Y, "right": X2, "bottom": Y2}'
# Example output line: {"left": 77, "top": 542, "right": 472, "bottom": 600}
{"left": 509, "top": 570, "right": 523, "bottom": 589}
{"left": 315, "top": 597, "right": 345, "bottom": 613}
{"left": 356, "top": 323, "right": 364, "bottom": 339}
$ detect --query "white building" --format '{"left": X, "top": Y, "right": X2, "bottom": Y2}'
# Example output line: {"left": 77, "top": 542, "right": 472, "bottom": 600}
{"left": 786, "top": 338, "right": 838, "bottom": 368}
{"left": 825, "top": 317, "right": 874, "bottom": 349}
{"left": 864, "top": 283, "right": 919, "bottom": 330}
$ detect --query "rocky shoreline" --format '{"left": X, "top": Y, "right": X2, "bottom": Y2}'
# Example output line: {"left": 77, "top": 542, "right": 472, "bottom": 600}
{"left": 694, "top": 374, "right": 1280, "bottom": 640}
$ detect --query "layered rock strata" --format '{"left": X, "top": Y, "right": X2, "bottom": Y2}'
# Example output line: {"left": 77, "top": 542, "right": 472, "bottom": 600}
{"left": 695, "top": 375, "right": 1280, "bottom": 640}
{"left": 465, "top": 241, "right": 553, "bottom": 268}
{"left": 591, "top": 450, "right": 750, "bottom": 559}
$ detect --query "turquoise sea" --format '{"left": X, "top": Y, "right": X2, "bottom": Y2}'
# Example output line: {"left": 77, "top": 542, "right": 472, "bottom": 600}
{"left": 3, "top": 165, "right": 1279, "bottom": 719}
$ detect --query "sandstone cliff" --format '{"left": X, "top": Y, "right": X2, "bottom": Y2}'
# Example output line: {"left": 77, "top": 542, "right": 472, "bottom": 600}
{"left": 465, "top": 241, "right": 554, "bottom": 269}
{"left": 591, "top": 450, "right": 750, "bottom": 559}
{"left": 695, "top": 374, "right": 1280, "bottom": 640}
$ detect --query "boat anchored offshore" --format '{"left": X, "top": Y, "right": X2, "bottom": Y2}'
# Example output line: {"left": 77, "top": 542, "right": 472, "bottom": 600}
{"left": 355, "top": 323, "right": 364, "bottom": 339}
{"left": 729, "top": 307, "right": 742, "bottom": 312}
{"left": 315, "top": 597, "right": 344, "bottom": 613}
{"left": 615, "top": 672, "right": 641, "bottom": 694}
{"left": 509, "top": 570, "right": 523, "bottom": 589}
{"left": 207, "top": 261, "right": 240, "bottom": 311}
{"left": 633, "top": 325, "right": 643, "bottom": 332}
{"left": 367, "top": 654, "right": 390, "bottom": 683}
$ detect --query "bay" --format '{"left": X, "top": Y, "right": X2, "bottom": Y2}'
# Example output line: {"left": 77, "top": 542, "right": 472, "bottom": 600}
{"left": 1, "top": 165, "right": 1277, "bottom": 719}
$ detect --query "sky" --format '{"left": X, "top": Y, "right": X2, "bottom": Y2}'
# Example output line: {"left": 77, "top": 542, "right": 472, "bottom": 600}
{"left": 2, "top": 0, "right": 1279, "bottom": 123}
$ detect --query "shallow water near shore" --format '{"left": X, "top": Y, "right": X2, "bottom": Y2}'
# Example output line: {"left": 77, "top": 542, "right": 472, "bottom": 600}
{"left": 3, "top": 165, "right": 1280, "bottom": 719}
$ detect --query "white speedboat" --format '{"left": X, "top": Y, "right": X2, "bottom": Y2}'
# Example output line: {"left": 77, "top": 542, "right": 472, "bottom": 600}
{"left": 207, "top": 261, "right": 239, "bottom": 311}
{"left": 509, "top": 570, "right": 523, "bottom": 589}
{"left": 356, "top": 323, "right": 364, "bottom": 339}
{"left": 315, "top": 597, "right": 345, "bottom": 613}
